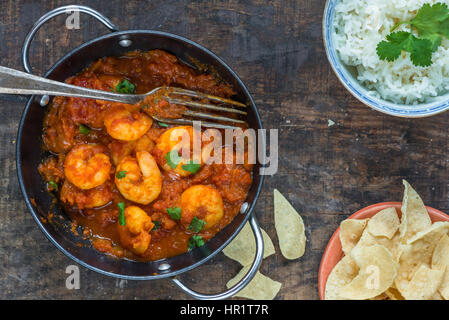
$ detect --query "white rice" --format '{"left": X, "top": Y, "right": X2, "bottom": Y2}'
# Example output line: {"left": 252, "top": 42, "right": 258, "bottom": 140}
{"left": 333, "top": 0, "right": 449, "bottom": 104}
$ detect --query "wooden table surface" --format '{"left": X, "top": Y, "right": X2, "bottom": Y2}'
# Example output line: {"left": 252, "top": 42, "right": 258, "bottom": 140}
{"left": 1, "top": 0, "right": 449, "bottom": 300}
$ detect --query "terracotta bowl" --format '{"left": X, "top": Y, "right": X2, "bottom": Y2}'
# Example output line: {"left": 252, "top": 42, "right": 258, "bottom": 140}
{"left": 318, "top": 202, "right": 449, "bottom": 300}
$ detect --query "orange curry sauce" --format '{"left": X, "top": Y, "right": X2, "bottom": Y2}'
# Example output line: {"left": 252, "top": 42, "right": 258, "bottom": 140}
{"left": 38, "top": 50, "right": 253, "bottom": 261}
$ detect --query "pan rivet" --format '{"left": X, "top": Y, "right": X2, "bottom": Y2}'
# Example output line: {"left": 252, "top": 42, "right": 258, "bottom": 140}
{"left": 158, "top": 263, "right": 170, "bottom": 271}
{"left": 240, "top": 202, "right": 249, "bottom": 214}
{"left": 40, "top": 95, "right": 49, "bottom": 106}
{"left": 119, "top": 39, "right": 132, "bottom": 47}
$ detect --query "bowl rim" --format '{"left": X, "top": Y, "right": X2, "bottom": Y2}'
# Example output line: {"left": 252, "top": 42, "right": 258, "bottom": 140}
{"left": 317, "top": 201, "right": 449, "bottom": 300}
{"left": 16, "top": 29, "right": 265, "bottom": 280}
{"left": 322, "top": 0, "right": 449, "bottom": 118}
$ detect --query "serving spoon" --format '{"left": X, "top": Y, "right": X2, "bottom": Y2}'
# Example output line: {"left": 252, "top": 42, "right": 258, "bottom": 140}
{"left": 0, "top": 65, "right": 247, "bottom": 129}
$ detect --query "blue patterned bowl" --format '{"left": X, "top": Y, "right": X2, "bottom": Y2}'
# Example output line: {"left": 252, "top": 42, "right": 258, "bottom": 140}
{"left": 323, "top": 0, "right": 449, "bottom": 118}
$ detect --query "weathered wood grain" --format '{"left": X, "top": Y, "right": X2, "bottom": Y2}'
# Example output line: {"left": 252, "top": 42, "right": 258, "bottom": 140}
{"left": 1, "top": 0, "right": 449, "bottom": 300}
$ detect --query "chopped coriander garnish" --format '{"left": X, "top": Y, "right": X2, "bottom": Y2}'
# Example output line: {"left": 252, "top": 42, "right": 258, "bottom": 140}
{"left": 158, "top": 122, "right": 169, "bottom": 128}
{"left": 115, "top": 79, "right": 135, "bottom": 94}
{"left": 115, "top": 171, "right": 127, "bottom": 179}
{"left": 78, "top": 124, "right": 90, "bottom": 135}
{"left": 152, "top": 221, "right": 161, "bottom": 231}
{"left": 188, "top": 235, "right": 205, "bottom": 250}
{"left": 376, "top": 2, "right": 449, "bottom": 67}
{"left": 165, "top": 150, "right": 181, "bottom": 169}
{"left": 48, "top": 181, "right": 58, "bottom": 191}
{"left": 182, "top": 160, "right": 201, "bottom": 174}
{"left": 167, "top": 206, "right": 181, "bottom": 220}
{"left": 188, "top": 216, "right": 206, "bottom": 233}
{"left": 118, "top": 202, "right": 126, "bottom": 226}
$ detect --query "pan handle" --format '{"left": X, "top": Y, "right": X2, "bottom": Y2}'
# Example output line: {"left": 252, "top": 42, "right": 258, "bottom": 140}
{"left": 171, "top": 214, "right": 264, "bottom": 300}
{"left": 22, "top": 5, "right": 119, "bottom": 74}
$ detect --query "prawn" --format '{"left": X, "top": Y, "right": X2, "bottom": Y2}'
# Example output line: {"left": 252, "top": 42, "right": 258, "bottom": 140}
{"left": 64, "top": 144, "right": 112, "bottom": 190}
{"left": 115, "top": 151, "right": 162, "bottom": 205}
{"left": 104, "top": 105, "right": 153, "bottom": 141}
{"left": 180, "top": 185, "right": 224, "bottom": 230}
{"left": 117, "top": 206, "right": 154, "bottom": 255}
{"left": 153, "top": 126, "right": 203, "bottom": 177}
{"left": 60, "top": 180, "right": 113, "bottom": 209}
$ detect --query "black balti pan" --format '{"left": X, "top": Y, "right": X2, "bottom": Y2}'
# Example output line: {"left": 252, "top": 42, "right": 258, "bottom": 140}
{"left": 16, "top": 5, "right": 265, "bottom": 299}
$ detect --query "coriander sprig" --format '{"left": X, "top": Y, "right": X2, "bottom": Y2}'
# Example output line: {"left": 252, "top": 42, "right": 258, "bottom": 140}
{"left": 376, "top": 2, "right": 449, "bottom": 67}
{"left": 188, "top": 235, "right": 205, "bottom": 250}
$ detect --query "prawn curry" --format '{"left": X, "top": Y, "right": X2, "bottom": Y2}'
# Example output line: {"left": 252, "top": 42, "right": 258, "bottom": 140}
{"left": 38, "top": 50, "right": 253, "bottom": 261}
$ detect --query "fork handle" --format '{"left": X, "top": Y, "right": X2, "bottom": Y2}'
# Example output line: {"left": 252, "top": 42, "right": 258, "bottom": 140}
{"left": 0, "top": 66, "right": 139, "bottom": 104}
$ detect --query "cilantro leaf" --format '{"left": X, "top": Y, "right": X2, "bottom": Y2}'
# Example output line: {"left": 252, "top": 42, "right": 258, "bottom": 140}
{"left": 48, "top": 181, "right": 58, "bottom": 191}
{"left": 376, "top": 40, "right": 401, "bottom": 61}
{"left": 115, "top": 79, "right": 135, "bottom": 94}
{"left": 79, "top": 124, "right": 90, "bottom": 135}
{"left": 409, "top": 37, "right": 434, "bottom": 67}
{"left": 182, "top": 160, "right": 201, "bottom": 174}
{"left": 115, "top": 171, "right": 127, "bottom": 179}
{"left": 410, "top": 3, "right": 449, "bottom": 37}
{"left": 118, "top": 202, "right": 126, "bottom": 226}
{"left": 165, "top": 150, "right": 181, "bottom": 169}
{"left": 439, "top": 17, "right": 449, "bottom": 39}
{"left": 188, "top": 217, "right": 206, "bottom": 233}
{"left": 423, "top": 33, "right": 443, "bottom": 51}
{"left": 409, "top": 3, "right": 448, "bottom": 51}
{"left": 152, "top": 221, "right": 161, "bottom": 231}
{"left": 188, "top": 235, "right": 205, "bottom": 250}
{"left": 167, "top": 207, "right": 181, "bottom": 220}
{"left": 377, "top": 31, "right": 411, "bottom": 62}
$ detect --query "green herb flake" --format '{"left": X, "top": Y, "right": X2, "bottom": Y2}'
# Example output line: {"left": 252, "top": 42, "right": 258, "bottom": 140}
{"left": 188, "top": 216, "right": 206, "bottom": 233}
{"left": 188, "top": 235, "right": 205, "bottom": 251}
{"left": 48, "top": 181, "right": 58, "bottom": 191}
{"left": 182, "top": 160, "right": 201, "bottom": 174}
{"left": 115, "top": 79, "right": 135, "bottom": 94}
{"left": 377, "top": 2, "right": 449, "bottom": 67}
{"left": 165, "top": 150, "right": 181, "bottom": 169}
{"left": 166, "top": 206, "right": 181, "bottom": 220}
{"left": 79, "top": 124, "right": 90, "bottom": 135}
{"left": 158, "top": 122, "right": 169, "bottom": 128}
{"left": 118, "top": 202, "right": 126, "bottom": 226}
{"left": 115, "top": 171, "right": 127, "bottom": 179}
{"left": 152, "top": 221, "right": 161, "bottom": 231}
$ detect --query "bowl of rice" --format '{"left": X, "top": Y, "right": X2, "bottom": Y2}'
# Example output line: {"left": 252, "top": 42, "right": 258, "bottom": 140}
{"left": 323, "top": 0, "right": 449, "bottom": 117}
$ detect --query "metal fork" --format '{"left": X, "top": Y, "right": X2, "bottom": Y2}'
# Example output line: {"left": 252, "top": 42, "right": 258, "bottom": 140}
{"left": 0, "top": 66, "right": 247, "bottom": 129}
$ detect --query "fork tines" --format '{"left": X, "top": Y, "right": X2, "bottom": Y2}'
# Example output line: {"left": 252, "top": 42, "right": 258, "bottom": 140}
{"left": 161, "top": 87, "right": 248, "bottom": 127}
